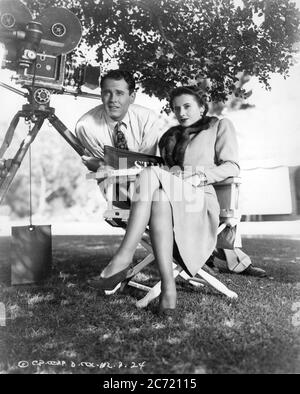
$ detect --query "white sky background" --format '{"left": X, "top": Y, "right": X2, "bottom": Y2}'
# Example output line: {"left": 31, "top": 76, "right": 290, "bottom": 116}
{"left": 228, "top": 0, "right": 300, "bottom": 167}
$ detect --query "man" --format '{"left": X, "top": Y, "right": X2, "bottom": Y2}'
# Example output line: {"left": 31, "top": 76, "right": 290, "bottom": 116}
{"left": 75, "top": 69, "right": 163, "bottom": 173}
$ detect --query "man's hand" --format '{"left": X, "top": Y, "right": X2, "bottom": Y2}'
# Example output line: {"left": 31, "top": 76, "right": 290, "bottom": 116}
{"left": 81, "top": 155, "right": 116, "bottom": 183}
{"left": 95, "top": 164, "right": 115, "bottom": 182}
{"left": 81, "top": 156, "right": 103, "bottom": 172}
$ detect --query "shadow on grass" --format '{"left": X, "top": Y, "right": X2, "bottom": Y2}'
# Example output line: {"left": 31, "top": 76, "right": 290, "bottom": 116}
{"left": 0, "top": 235, "right": 300, "bottom": 374}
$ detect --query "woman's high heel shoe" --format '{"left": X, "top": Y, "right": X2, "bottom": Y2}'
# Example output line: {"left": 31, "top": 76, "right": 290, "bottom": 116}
{"left": 156, "top": 294, "right": 176, "bottom": 319}
{"left": 88, "top": 266, "right": 134, "bottom": 294}
{"left": 157, "top": 307, "right": 176, "bottom": 317}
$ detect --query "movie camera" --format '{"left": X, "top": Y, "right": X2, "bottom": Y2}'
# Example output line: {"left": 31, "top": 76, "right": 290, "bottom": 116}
{"left": 0, "top": 0, "right": 100, "bottom": 99}
{"left": 0, "top": 0, "right": 100, "bottom": 205}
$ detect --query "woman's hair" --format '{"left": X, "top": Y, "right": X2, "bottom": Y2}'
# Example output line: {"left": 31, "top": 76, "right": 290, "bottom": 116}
{"left": 169, "top": 86, "right": 208, "bottom": 116}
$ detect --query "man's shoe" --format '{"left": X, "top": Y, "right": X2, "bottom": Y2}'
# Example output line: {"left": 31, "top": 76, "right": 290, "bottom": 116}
{"left": 241, "top": 265, "right": 267, "bottom": 278}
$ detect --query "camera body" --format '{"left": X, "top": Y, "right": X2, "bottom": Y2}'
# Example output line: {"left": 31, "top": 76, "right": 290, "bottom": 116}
{"left": 16, "top": 53, "right": 87, "bottom": 94}
{"left": 0, "top": 0, "right": 99, "bottom": 98}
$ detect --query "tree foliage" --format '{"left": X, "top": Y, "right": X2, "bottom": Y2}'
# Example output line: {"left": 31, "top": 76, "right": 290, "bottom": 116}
{"left": 23, "top": 0, "right": 300, "bottom": 103}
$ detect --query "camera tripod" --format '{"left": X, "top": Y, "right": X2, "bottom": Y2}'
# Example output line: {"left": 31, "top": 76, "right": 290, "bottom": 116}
{"left": 0, "top": 82, "right": 87, "bottom": 205}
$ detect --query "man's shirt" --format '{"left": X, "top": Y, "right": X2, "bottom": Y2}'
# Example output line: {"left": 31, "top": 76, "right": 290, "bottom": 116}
{"left": 75, "top": 103, "right": 164, "bottom": 158}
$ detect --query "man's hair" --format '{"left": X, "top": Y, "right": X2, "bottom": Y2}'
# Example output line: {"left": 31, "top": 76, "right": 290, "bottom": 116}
{"left": 100, "top": 69, "right": 136, "bottom": 94}
{"left": 169, "top": 86, "right": 208, "bottom": 116}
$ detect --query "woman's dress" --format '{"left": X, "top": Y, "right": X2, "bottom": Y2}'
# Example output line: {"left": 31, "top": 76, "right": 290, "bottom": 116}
{"left": 151, "top": 117, "right": 240, "bottom": 277}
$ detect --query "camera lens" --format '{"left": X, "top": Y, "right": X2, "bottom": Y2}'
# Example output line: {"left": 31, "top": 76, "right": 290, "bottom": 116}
{"left": 25, "top": 22, "right": 43, "bottom": 50}
{"left": 18, "top": 21, "right": 43, "bottom": 68}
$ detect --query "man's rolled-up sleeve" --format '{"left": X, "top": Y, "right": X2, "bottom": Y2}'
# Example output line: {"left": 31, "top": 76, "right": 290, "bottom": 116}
{"left": 75, "top": 117, "right": 104, "bottom": 159}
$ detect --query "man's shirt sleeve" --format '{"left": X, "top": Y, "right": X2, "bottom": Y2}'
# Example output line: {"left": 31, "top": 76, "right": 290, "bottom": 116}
{"left": 75, "top": 108, "right": 105, "bottom": 159}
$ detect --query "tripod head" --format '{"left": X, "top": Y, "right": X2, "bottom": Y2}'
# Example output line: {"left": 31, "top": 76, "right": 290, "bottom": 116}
{"left": 0, "top": 75, "right": 87, "bottom": 204}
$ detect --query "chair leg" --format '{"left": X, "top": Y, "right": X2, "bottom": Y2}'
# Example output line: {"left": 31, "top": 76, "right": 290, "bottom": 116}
{"left": 104, "top": 283, "right": 122, "bottom": 295}
{"left": 126, "top": 253, "right": 156, "bottom": 293}
{"left": 217, "top": 223, "right": 227, "bottom": 235}
{"left": 179, "top": 269, "right": 205, "bottom": 288}
{"left": 140, "top": 238, "right": 154, "bottom": 254}
{"left": 196, "top": 268, "right": 238, "bottom": 298}
{"left": 127, "top": 281, "right": 152, "bottom": 292}
{"left": 130, "top": 253, "right": 155, "bottom": 276}
{"left": 135, "top": 260, "right": 238, "bottom": 308}
{"left": 177, "top": 263, "right": 235, "bottom": 294}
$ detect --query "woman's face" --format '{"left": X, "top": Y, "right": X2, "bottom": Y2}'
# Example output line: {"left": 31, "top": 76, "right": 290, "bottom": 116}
{"left": 172, "top": 94, "right": 204, "bottom": 127}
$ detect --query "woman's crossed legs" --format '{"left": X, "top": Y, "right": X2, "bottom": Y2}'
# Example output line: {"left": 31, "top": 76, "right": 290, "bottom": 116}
{"left": 101, "top": 167, "right": 176, "bottom": 309}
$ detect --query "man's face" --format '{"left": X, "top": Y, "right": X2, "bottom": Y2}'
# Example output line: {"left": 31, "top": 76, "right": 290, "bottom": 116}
{"left": 101, "top": 78, "right": 135, "bottom": 121}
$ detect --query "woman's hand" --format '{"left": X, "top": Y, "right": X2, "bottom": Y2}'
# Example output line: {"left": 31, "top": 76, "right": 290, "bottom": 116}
{"left": 182, "top": 170, "right": 207, "bottom": 186}
{"left": 168, "top": 167, "right": 207, "bottom": 186}
{"left": 169, "top": 166, "right": 184, "bottom": 178}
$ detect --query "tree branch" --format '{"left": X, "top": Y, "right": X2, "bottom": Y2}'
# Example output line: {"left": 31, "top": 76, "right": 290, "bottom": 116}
{"left": 156, "top": 17, "right": 191, "bottom": 60}
{"left": 136, "top": 0, "right": 193, "bottom": 61}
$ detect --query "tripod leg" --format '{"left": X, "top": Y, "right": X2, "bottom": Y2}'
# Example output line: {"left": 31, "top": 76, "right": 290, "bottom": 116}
{"left": 48, "top": 113, "right": 86, "bottom": 156}
{"left": 0, "top": 111, "right": 23, "bottom": 159}
{"left": 0, "top": 117, "right": 44, "bottom": 205}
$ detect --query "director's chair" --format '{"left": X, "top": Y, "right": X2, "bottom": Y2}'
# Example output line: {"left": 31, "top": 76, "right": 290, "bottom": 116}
{"left": 87, "top": 168, "right": 241, "bottom": 308}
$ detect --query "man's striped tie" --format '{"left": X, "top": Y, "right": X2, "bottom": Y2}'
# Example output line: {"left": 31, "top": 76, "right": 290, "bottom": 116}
{"left": 114, "top": 121, "right": 129, "bottom": 150}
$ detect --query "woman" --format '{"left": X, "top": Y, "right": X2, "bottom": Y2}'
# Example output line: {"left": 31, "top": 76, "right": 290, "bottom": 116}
{"left": 90, "top": 86, "right": 240, "bottom": 314}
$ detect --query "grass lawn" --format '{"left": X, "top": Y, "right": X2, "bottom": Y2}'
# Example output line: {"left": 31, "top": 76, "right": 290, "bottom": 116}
{"left": 0, "top": 235, "right": 300, "bottom": 374}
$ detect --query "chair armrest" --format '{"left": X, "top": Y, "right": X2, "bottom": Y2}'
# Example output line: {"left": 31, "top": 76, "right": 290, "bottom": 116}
{"left": 87, "top": 173, "right": 242, "bottom": 184}
{"left": 86, "top": 168, "right": 142, "bottom": 181}
{"left": 213, "top": 176, "right": 242, "bottom": 186}
{"left": 213, "top": 177, "right": 241, "bottom": 221}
